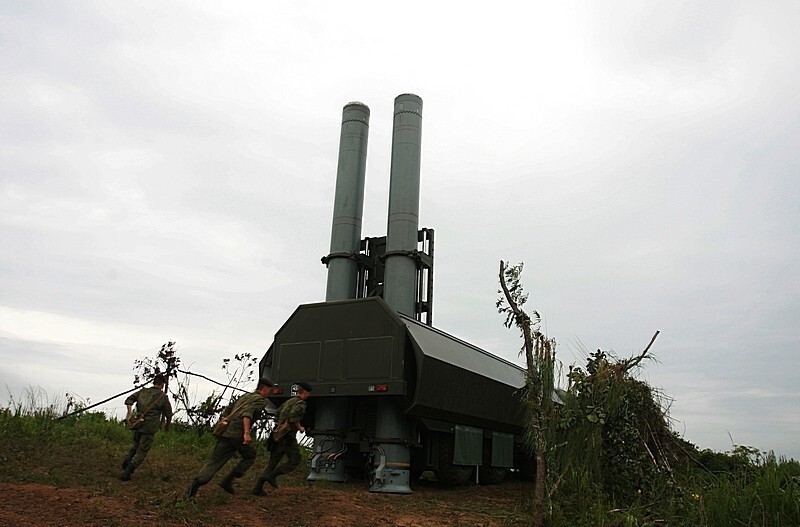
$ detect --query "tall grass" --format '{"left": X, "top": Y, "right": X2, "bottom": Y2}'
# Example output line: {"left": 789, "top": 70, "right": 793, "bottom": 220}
{"left": 539, "top": 454, "right": 800, "bottom": 527}
{"left": 689, "top": 454, "right": 800, "bottom": 527}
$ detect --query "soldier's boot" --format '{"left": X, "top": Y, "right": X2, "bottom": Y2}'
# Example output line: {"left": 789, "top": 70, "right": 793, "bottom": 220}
{"left": 120, "top": 464, "right": 136, "bottom": 481}
{"left": 251, "top": 478, "right": 267, "bottom": 496}
{"left": 184, "top": 478, "right": 202, "bottom": 499}
{"left": 264, "top": 470, "right": 279, "bottom": 489}
{"left": 218, "top": 472, "right": 237, "bottom": 494}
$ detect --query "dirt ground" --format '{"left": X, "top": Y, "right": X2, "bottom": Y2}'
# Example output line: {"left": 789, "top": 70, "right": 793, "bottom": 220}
{"left": 0, "top": 476, "right": 531, "bottom": 527}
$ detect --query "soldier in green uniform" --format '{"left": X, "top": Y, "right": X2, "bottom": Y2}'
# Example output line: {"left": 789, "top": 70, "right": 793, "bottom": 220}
{"left": 252, "top": 381, "right": 311, "bottom": 495}
{"left": 120, "top": 374, "right": 173, "bottom": 481}
{"left": 184, "top": 377, "right": 273, "bottom": 498}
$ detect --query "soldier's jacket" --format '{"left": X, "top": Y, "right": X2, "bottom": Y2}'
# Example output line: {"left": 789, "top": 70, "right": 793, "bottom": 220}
{"left": 218, "top": 391, "right": 269, "bottom": 441}
{"left": 125, "top": 386, "right": 172, "bottom": 434}
{"left": 275, "top": 396, "right": 306, "bottom": 426}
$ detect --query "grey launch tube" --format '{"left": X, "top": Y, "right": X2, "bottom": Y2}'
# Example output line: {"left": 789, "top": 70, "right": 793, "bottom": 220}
{"left": 370, "top": 94, "right": 423, "bottom": 494}
{"left": 325, "top": 102, "right": 371, "bottom": 301}
{"left": 382, "top": 94, "right": 423, "bottom": 316}
{"left": 310, "top": 102, "right": 370, "bottom": 484}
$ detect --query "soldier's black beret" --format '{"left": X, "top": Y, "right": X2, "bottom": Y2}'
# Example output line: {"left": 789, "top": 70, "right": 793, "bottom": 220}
{"left": 295, "top": 381, "right": 312, "bottom": 392}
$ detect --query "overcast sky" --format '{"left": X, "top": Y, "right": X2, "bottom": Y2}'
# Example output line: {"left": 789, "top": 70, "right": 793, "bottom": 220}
{"left": 2, "top": 1, "right": 798, "bottom": 460}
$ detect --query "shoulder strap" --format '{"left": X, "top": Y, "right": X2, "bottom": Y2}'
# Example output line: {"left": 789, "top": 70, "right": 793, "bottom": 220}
{"left": 137, "top": 389, "right": 166, "bottom": 417}
{"left": 224, "top": 393, "right": 256, "bottom": 420}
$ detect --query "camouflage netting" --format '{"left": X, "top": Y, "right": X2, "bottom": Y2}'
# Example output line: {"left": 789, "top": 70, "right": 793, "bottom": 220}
{"left": 549, "top": 348, "right": 688, "bottom": 504}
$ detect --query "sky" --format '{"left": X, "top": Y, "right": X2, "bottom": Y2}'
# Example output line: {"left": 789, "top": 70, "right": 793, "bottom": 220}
{"left": 2, "top": 1, "right": 798, "bottom": 460}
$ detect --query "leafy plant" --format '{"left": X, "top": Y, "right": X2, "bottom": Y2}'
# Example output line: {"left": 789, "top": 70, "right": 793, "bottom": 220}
{"left": 133, "top": 341, "right": 181, "bottom": 387}
{"left": 173, "top": 352, "right": 260, "bottom": 431}
{"left": 133, "top": 343, "right": 261, "bottom": 433}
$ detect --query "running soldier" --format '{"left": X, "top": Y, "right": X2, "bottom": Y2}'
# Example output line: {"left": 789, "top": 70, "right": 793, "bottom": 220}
{"left": 185, "top": 377, "right": 273, "bottom": 498}
{"left": 252, "top": 381, "right": 311, "bottom": 495}
{"left": 120, "top": 374, "right": 173, "bottom": 481}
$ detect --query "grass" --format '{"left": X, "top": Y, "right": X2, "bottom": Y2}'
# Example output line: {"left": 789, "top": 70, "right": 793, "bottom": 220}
{"left": 690, "top": 459, "right": 800, "bottom": 527}
{"left": 1, "top": 394, "right": 798, "bottom": 527}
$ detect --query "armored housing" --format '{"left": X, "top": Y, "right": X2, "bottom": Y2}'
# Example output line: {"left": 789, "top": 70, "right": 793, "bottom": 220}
{"left": 261, "top": 297, "right": 530, "bottom": 486}
{"left": 262, "top": 296, "right": 524, "bottom": 433}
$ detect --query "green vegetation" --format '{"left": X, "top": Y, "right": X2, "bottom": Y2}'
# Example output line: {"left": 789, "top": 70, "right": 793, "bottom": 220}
{"left": 496, "top": 261, "right": 800, "bottom": 527}
{"left": 0, "top": 387, "right": 798, "bottom": 526}
{"left": 541, "top": 349, "right": 800, "bottom": 526}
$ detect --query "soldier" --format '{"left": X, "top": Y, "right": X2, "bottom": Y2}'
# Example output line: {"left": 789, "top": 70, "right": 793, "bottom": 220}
{"left": 185, "top": 377, "right": 273, "bottom": 498}
{"left": 252, "top": 381, "right": 312, "bottom": 495}
{"left": 120, "top": 374, "right": 173, "bottom": 481}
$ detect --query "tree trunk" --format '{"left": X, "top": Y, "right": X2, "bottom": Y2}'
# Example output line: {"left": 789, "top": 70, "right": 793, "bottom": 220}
{"left": 535, "top": 451, "right": 545, "bottom": 527}
{"left": 499, "top": 261, "right": 545, "bottom": 527}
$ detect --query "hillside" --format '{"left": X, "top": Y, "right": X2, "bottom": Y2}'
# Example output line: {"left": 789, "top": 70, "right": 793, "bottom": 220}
{"left": 0, "top": 411, "right": 530, "bottom": 527}
{"left": 2, "top": 404, "right": 798, "bottom": 526}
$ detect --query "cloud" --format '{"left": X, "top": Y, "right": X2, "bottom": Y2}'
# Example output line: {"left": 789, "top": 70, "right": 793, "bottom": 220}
{"left": 1, "top": 0, "right": 799, "bottom": 461}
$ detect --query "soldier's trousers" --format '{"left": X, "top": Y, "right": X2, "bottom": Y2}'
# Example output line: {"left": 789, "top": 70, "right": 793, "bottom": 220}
{"left": 261, "top": 438, "right": 301, "bottom": 477}
{"left": 124, "top": 431, "right": 155, "bottom": 468}
{"left": 195, "top": 437, "right": 257, "bottom": 484}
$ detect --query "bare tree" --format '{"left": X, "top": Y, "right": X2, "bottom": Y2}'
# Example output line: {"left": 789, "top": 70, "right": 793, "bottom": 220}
{"left": 497, "top": 261, "right": 557, "bottom": 527}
